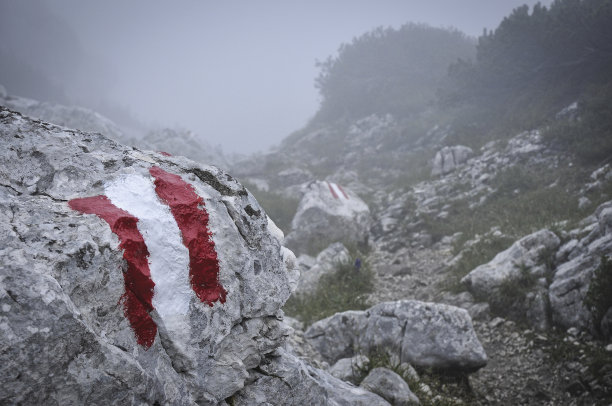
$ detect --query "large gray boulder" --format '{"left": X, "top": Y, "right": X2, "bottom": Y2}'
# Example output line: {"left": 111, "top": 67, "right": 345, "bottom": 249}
{"left": 550, "top": 201, "right": 612, "bottom": 332}
{"left": 284, "top": 180, "right": 370, "bottom": 255}
{"left": 459, "top": 201, "right": 612, "bottom": 335}
{"left": 232, "top": 348, "right": 390, "bottom": 405}
{"left": 360, "top": 367, "right": 420, "bottom": 406}
{"left": 460, "top": 229, "right": 560, "bottom": 331}
{"left": 461, "top": 229, "right": 560, "bottom": 298}
{"left": 305, "top": 300, "right": 487, "bottom": 373}
{"left": 0, "top": 107, "right": 378, "bottom": 404}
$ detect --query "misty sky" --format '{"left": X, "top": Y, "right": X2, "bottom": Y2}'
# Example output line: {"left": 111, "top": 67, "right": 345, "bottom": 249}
{"left": 1, "top": 0, "right": 552, "bottom": 154}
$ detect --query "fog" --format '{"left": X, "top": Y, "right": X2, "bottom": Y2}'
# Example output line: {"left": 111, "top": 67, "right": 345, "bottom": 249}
{"left": 0, "top": 0, "right": 552, "bottom": 154}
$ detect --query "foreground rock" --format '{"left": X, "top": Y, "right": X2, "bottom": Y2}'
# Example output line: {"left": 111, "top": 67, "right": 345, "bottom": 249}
{"left": 284, "top": 180, "right": 370, "bottom": 255}
{"left": 360, "top": 367, "right": 420, "bottom": 406}
{"left": 232, "top": 348, "right": 390, "bottom": 405}
{"left": 0, "top": 107, "right": 380, "bottom": 404}
{"left": 305, "top": 300, "right": 487, "bottom": 372}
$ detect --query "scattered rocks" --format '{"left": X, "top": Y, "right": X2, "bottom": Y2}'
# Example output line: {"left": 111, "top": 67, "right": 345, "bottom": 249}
{"left": 232, "top": 349, "right": 390, "bottom": 405}
{"left": 431, "top": 145, "right": 473, "bottom": 176}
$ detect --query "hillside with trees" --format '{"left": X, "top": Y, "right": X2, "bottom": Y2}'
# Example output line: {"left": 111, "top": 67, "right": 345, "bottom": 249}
{"left": 312, "top": 23, "right": 475, "bottom": 124}
{"left": 441, "top": 0, "right": 612, "bottom": 160}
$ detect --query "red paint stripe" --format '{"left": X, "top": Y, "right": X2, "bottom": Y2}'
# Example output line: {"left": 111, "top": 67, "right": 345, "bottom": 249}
{"left": 68, "top": 196, "right": 157, "bottom": 348}
{"left": 158, "top": 151, "right": 172, "bottom": 156}
{"left": 327, "top": 182, "right": 339, "bottom": 199}
{"left": 337, "top": 184, "right": 349, "bottom": 200}
{"left": 149, "top": 167, "right": 227, "bottom": 306}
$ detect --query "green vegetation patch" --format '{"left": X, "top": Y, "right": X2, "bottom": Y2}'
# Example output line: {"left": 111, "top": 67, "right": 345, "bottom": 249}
{"left": 283, "top": 252, "right": 374, "bottom": 327}
{"left": 585, "top": 256, "right": 612, "bottom": 332}
{"left": 442, "top": 234, "right": 514, "bottom": 293}
{"left": 425, "top": 164, "right": 585, "bottom": 247}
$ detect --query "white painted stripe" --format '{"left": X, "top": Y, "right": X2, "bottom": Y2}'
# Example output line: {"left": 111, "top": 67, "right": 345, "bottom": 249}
{"left": 105, "top": 173, "right": 193, "bottom": 337}
{"left": 329, "top": 182, "right": 348, "bottom": 200}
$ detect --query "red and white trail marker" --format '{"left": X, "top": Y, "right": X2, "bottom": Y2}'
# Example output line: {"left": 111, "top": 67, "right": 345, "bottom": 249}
{"left": 69, "top": 166, "right": 226, "bottom": 349}
{"left": 327, "top": 181, "right": 349, "bottom": 200}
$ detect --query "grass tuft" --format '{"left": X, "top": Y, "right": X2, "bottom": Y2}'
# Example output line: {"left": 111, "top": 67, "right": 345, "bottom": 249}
{"left": 283, "top": 251, "right": 374, "bottom": 327}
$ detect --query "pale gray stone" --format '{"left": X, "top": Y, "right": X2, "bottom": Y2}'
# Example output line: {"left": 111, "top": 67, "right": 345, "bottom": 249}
{"left": 550, "top": 201, "right": 612, "bottom": 332}
{"left": 461, "top": 229, "right": 560, "bottom": 298}
{"left": 284, "top": 180, "right": 370, "bottom": 255}
{"left": 305, "top": 300, "right": 487, "bottom": 373}
{"left": 330, "top": 355, "right": 370, "bottom": 384}
{"left": 431, "top": 145, "right": 473, "bottom": 176}
{"left": 232, "top": 349, "right": 390, "bottom": 406}
{"left": 360, "top": 367, "right": 420, "bottom": 406}
{"left": 0, "top": 107, "right": 365, "bottom": 405}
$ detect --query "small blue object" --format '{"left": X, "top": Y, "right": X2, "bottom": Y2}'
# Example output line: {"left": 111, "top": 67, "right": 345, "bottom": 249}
{"left": 354, "top": 258, "right": 362, "bottom": 271}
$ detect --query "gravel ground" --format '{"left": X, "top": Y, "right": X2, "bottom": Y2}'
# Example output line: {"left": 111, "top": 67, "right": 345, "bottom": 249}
{"left": 368, "top": 242, "right": 612, "bottom": 405}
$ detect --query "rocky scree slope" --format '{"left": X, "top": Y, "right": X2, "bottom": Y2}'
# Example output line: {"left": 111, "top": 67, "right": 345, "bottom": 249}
{"left": 0, "top": 106, "right": 391, "bottom": 405}
{"left": 365, "top": 126, "right": 612, "bottom": 404}
{"left": 244, "top": 113, "right": 612, "bottom": 404}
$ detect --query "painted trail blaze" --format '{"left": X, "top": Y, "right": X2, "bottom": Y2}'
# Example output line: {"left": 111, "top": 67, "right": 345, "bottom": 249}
{"left": 68, "top": 196, "right": 157, "bottom": 348}
{"left": 149, "top": 166, "right": 227, "bottom": 306}
{"left": 68, "top": 167, "right": 226, "bottom": 348}
{"left": 327, "top": 182, "right": 350, "bottom": 200}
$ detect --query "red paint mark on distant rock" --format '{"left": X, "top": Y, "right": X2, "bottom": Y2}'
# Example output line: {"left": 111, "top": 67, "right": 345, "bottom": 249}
{"left": 149, "top": 166, "right": 227, "bottom": 306}
{"left": 337, "top": 184, "right": 349, "bottom": 200}
{"left": 68, "top": 196, "right": 157, "bottom": 348}
{"left": 327, "top": 182, "right": 339, "bottom": 199}
{"left": 158, "top": 151, "right": 172, "bottom": 156}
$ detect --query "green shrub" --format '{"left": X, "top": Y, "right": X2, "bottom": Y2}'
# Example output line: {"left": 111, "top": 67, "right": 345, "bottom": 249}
{"left": 424, "top": 164, "right": 585, "bottom": 247}
{"left": 283, "top": 253, "right": 373, "bottom": 327}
